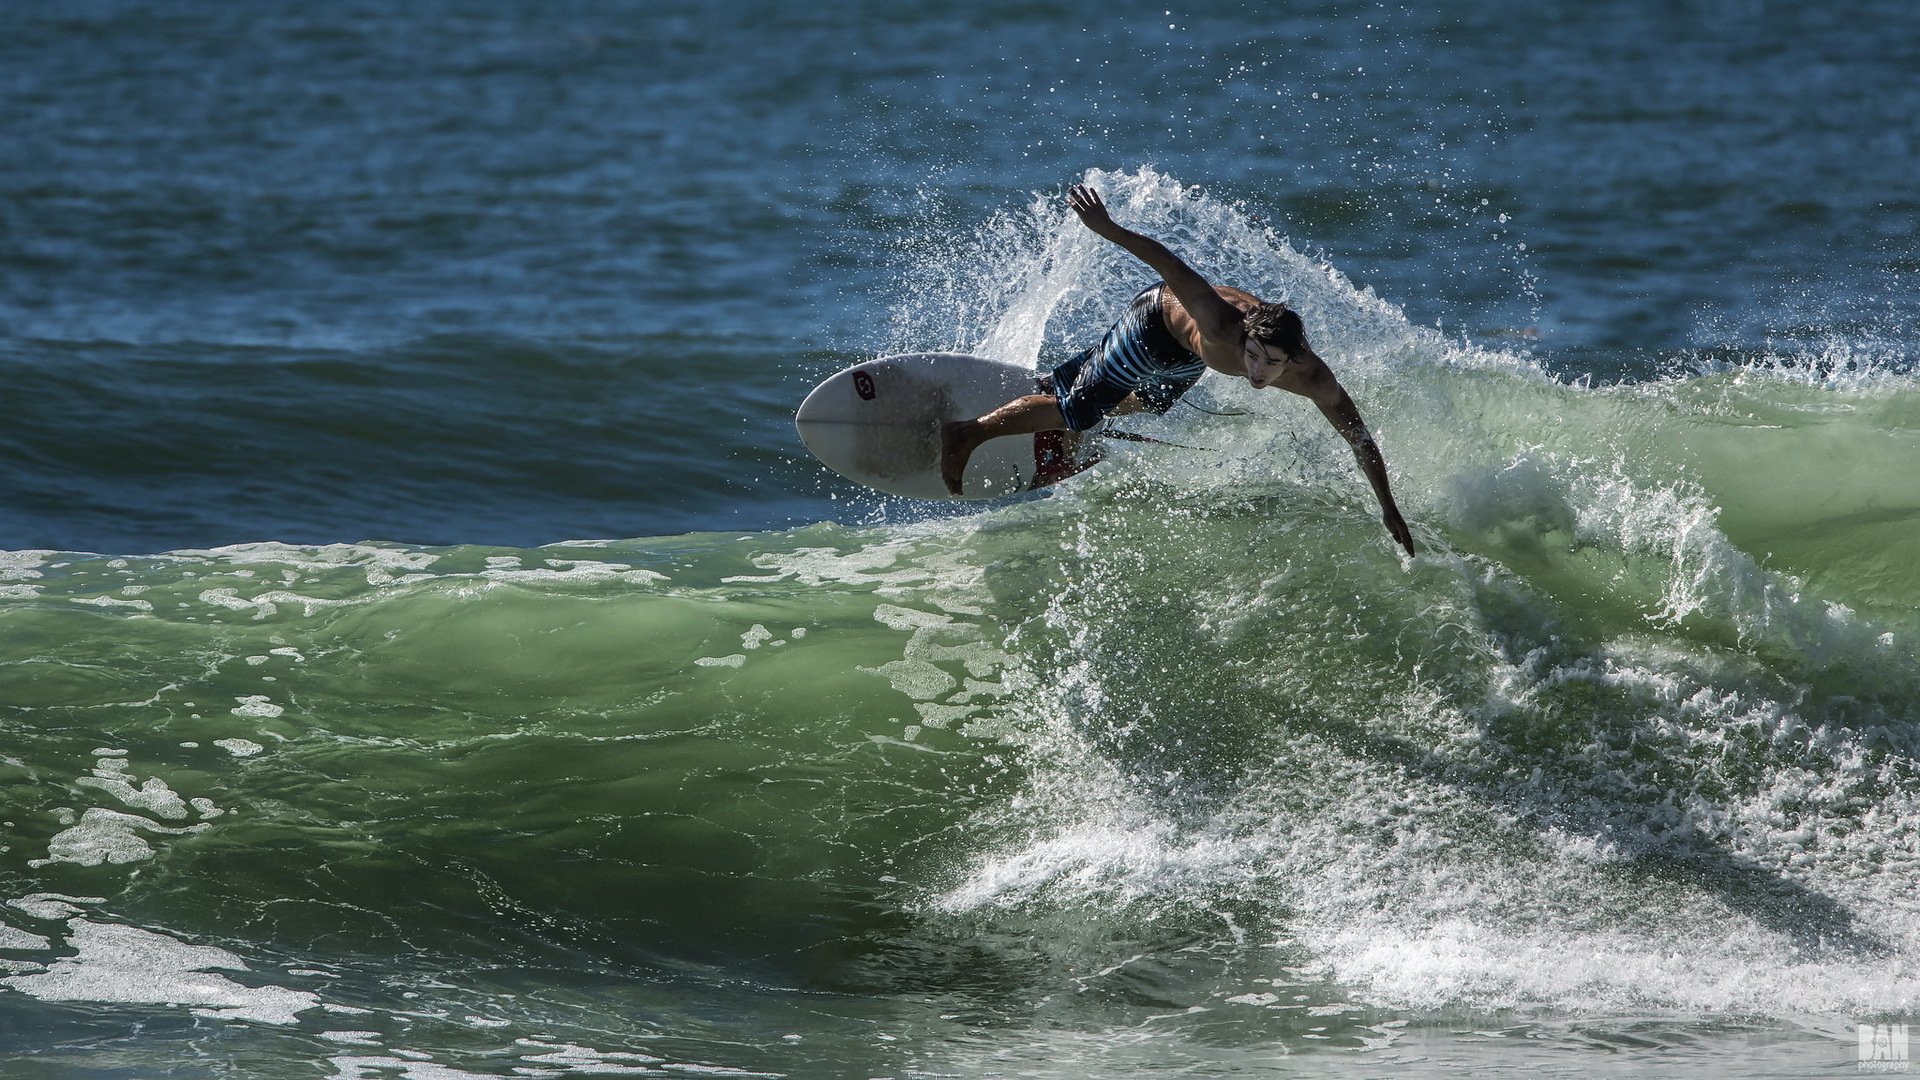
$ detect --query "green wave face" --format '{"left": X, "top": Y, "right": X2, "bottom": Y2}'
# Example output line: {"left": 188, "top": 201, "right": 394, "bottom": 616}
{"left": 4, "top": 431, "right": 1918, "bottom": 1074}
{"left": 5, "top": 166, "right": 1919, "bottom": 1075}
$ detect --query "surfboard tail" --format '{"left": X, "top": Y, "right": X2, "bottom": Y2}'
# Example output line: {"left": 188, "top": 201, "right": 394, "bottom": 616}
{"left": 1029, "top": 430, "right": 1104, "bottom": 490}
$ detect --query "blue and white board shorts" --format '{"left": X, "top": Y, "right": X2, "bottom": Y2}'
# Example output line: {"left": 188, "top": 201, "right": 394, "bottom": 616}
{"left": 1047, "top": 284, "right": 1207, "bottom": 431}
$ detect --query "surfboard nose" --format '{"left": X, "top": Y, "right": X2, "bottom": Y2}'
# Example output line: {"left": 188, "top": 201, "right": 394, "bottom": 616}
{"left": 795, "top": 352, "right": 1100, "bottom": 501}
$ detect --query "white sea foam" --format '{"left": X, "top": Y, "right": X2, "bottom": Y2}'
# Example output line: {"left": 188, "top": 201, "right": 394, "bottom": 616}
{"left": 1318, "top": 918, "right": 1920, "bottom": 1015}
{"left": 1, "top": 920, "right": 319, "bottom": 1024}
{"left": 74, "top": 753, "right": 191, "bottom": 819}
{"left": 6, "top": 894, "right": 105, "bottom": 921}
{"left": 514, "top": 1039, "right": 667, "bottom": 1069}
{"left": 722, "top": 545, "right": 921, "bottom": 588}
{"left": 198, "top": 587, "right": 362, "bottom": 619}
{"left": 480, "top": 560, "right": 667, "bottom": 586}
{"left": 70, "top": 595, "right": 154, "bottom": 611}
{"left": 180, "top": 542, "right": 442, "bottom": 577}
{"left": 325, "top": 1042, "right": 776, "bottom": 1080}
{"left": 0, "top": 925, "right": 51, "bottom": 950}
{"left": 327, "top": 1057, "right": 491, "bottom": 1080}
{"left": 923, "top": 166, "right": 1920, "bottom": 1024}
{"left": 32, "top": 808, "right": 209, "bottom": 868}
{"left": 321, "top": 1031, "right": 385, "bottom": 1045}
{"left": 0, "top": 550, "right": 53, "bottom": 580}
{"left": 231, "top": 695, "right": 284, "bottom": 719}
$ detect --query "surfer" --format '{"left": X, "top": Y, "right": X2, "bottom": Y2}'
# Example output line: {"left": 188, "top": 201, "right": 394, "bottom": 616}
{"left": 939, "top": 183, "right": 1417, "bottom": 557}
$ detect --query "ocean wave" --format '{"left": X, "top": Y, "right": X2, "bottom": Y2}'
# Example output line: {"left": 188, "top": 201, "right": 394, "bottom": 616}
{"left": 4, "top": 166, "right": 1917, "bottom": 1066}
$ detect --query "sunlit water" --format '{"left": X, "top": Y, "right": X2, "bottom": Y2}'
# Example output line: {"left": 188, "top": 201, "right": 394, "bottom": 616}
{"left": 3, "top": 3, "right": 1917, "bottom": 1078}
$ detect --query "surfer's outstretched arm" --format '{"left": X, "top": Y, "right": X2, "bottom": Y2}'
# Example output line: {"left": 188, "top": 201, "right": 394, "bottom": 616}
{"left": 1307, "top": 379, "right": 1417, "bottom": 558}
{"left": 1067, "top": 184, "right": 1245, "bottom": 347}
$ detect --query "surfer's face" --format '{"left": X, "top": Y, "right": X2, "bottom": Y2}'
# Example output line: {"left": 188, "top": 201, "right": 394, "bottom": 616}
{"left": 1242, "top": 338, "right": 1293, "bottom": 388}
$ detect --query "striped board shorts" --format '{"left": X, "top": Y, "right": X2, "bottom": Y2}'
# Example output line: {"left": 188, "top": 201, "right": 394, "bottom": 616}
{"left": 1047, "top": 283, "right": 1207, "bottom": 431}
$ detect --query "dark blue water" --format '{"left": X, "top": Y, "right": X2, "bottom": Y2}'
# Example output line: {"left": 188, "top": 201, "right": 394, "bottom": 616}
{"left": 3, "top": 3, "right": 1917, "bottom": 1077}
{"left": 5, "top": 1, "right": 1914, "bottom": 553}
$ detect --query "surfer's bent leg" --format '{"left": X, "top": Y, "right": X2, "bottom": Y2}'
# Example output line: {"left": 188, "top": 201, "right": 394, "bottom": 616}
{"left": 941, "top": 395, "right": 1067, "bottom": 496}
{"left": 939, "top": 347, "right": 1134, "bottom": 496}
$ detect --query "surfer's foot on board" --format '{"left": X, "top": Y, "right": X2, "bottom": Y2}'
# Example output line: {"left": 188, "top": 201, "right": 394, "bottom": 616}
{"left": 940, "top": 420, "right": 978, "bottom": 496}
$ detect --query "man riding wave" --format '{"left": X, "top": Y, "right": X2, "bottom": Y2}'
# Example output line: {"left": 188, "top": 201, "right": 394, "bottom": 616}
{"left": 940, "top": 183, "right": 1417, "bottom": 557}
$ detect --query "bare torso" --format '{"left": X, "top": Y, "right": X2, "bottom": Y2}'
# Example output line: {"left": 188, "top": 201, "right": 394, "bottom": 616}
{"left": 1158, "top": 285, "right": 1334, "bottom": 397}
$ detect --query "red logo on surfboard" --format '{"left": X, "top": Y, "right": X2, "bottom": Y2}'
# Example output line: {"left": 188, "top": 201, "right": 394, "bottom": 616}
{"left": 853, "top": 371, "right": 876, "bottom": 400}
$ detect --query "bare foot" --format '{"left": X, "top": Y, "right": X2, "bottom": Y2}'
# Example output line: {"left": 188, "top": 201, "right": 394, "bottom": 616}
{"left": 940, "top": 420, "right": 977, "bottom": 495}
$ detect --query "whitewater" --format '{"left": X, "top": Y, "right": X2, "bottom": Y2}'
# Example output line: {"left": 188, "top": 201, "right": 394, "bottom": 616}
{"left": 5, "top": 162, "right": 1917, "bottom": 1077}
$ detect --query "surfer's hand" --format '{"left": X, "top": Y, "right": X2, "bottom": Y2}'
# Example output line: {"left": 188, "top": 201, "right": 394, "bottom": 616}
{"left": 1384, "top": 507, "right": 1417, "bottom": 558}
{"left": 1068, "top": 184, "right": 1119, "bottom": 237}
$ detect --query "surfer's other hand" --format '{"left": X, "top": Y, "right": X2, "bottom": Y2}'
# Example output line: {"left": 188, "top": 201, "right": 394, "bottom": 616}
{"left": 1068, "top": 184, "right": 1116, "bottom": 235}
{"left": 1384, "top": 507, "right": 1417, "bottom": 558}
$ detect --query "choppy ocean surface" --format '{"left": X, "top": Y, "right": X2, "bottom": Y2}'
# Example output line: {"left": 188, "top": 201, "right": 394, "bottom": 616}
{"left": 3, "top": 3, "right": 1918, "bottom": 1077}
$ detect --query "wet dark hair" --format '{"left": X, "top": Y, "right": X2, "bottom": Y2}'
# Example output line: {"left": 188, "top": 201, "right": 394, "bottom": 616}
{"left": 1241, "top": 302, "right": 1308, "bottom": 359}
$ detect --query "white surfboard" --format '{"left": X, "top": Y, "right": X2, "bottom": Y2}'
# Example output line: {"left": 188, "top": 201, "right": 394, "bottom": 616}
{"left": 795, "top": 352, "right": 1100, "bottom": 501}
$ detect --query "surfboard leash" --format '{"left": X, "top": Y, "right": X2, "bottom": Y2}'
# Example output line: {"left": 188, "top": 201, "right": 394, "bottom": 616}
{"left": 1176, "top": 400, "right": 1249, "bottom": 417}
{"left": 1100, "top": 429, "right": 1218, "bottom": 453}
